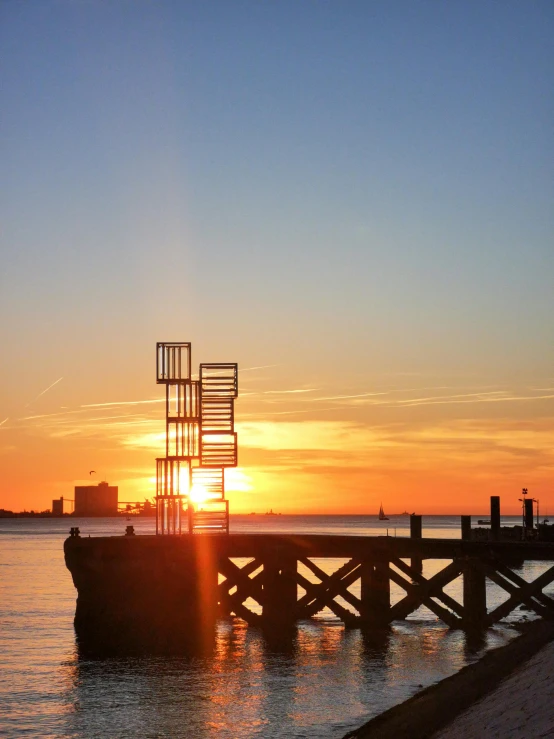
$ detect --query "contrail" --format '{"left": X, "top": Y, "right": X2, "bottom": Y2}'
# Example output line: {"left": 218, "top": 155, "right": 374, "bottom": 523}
{"left": 81, "top": 398, "right": 164, "bottom": 408}
{"left": 25, "top": 377, "right": 64, "bottom": 407}
{"left": 0, "top": 417, "right": 8, "bottom": 427}
{"left": 241, "top": 364, "right": 280, "bottom": 372}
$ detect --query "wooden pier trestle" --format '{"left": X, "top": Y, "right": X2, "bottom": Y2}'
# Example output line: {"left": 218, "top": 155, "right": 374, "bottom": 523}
{"left": 65, "top": 534, "right": 554, "bottom": 652}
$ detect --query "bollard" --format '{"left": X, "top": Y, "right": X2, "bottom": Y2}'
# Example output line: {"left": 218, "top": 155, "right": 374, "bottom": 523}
{"left": 125, "top": 525, "right": 135, "bottom": 536}
{"left": 491, "top": 496, "right": 500, "bottom": 540}
{"left": 70, "top": 527, "right": 80, "bottom": 538}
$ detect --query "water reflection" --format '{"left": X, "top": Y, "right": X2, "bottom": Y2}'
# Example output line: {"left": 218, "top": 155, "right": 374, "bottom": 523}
{"left": 359, "top": 627, "right": 392, "bottom": 665}
{"left": 63, "top": 618, "right": 511, "bottom": 739}
{"left": 75, "top": 625, "right": 218, "bottom": 660}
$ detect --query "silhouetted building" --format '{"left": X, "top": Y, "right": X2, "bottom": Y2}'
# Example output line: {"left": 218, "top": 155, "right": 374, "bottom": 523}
{"left": 52, "top": 497, "right": 64, "bottom": 516}
{"left": 74, "top": 482, "right": 118, "bottom": 516}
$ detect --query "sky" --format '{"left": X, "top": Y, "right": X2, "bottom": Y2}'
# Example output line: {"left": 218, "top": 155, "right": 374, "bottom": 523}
{"left": 1, "top": 1, "right": 553, "bottom": 515}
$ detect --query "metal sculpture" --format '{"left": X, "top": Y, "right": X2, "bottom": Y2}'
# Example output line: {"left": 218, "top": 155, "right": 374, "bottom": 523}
{"left": 155, "top": 342, "right": 238, "bottom": 534}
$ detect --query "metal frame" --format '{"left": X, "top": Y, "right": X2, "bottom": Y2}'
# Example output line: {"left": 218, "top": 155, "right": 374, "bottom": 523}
{"left": 155, "top": 344, "right": 238, "bottom": 535}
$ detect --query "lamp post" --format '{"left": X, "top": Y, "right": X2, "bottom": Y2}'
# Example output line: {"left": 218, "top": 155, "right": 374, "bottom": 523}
{"left": 520, "top": 488, "right": 528, "bottom": 527}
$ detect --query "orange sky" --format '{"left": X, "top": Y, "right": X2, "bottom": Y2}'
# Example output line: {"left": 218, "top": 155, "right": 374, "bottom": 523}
{"left": 1, "top": 355, "right": 553, "bottom": 515}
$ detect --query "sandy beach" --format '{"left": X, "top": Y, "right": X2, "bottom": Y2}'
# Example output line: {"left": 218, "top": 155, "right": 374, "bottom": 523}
{"left": 345, "top": 621, "right": 554, "bottom": 739}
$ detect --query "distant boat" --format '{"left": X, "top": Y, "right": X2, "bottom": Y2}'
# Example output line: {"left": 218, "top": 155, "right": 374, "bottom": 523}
{"left": 378, "top": 504, "right": 389, "bottom": 521}
{"left": 265, "top": 509, "right": 277, "bottom": 516}
{"left": 477, "top": 519, "right": 491, "bottom": 525}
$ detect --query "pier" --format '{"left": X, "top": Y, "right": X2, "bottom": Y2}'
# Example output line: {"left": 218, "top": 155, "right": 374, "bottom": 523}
{"left": 64, "top": 346, "right": 554, "bottom": 653}
{"left": 65, "top": 531, "right": 554, "bottom": 653}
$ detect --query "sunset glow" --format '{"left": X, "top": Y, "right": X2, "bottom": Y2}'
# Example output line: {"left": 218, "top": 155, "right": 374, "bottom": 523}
{"left": 2, "top": 371, "right": 553, "bottom": 515}
{"left": 1, "top": 2, "right": 552, "bottom": 517}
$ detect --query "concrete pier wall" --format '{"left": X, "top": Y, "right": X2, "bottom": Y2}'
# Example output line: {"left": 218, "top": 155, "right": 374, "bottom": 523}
{"left": 64, "top": 535, "right": 219, "bottom": 654}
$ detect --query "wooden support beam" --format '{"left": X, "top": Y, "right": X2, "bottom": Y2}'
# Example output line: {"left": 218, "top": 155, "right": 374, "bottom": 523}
{"left": 461, "top": 515, "right": 471, "bottom": 541}
{"left": 217, "top": 558, "right": 265, "bottom": 625}
{"left": 388, "top": 559, "right": 463, "bottom": 627}
{"left": 479, "top": 564, "right": 552, "bottom": 620}
{"left": 300, "top": 557, "right": 362, "bottom": 610}
{"left": 485, "top": 563, "right": 554, "bottom": 626}
{"left": 493, "top": 559, "right": 554, "bottom": 612}
{"left": 388, "top": 569, "right": 462, "bottom": 628}
{"left": 219, "top": 591, "right": 262, "bottom": 626}
{"left": 220, "top": 567, "right": 265, "bottom": 613}
{"left": 299, "top": 565, "right": 362, "bottom": 619}
{"left": 463, "top": 558, "right": 487, "bottom": 630}
{"left": 296, "top": 558, "right": 361, "bottom": 619}
{"left": 392, "top": 557, "right": 465, "bottom": 618}
{"left": 296, "top": 571, "right": 362, "bottom": 613}
{"left": 360, "top": 560, "right": 391, "bottom": 627}
{"left": 262, "top": 550, "right": 298, "bottom": 628}
{"left": 296, "top": 568, "right": 360, "bottom": 625}
{"left": 410, "top": 515, "right": 423, "bottom": 574}
{"left": 218, "top": 557, "right": 262, "bottom": 592}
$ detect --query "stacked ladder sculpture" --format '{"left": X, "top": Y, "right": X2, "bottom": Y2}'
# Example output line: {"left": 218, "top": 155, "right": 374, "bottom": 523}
{"left": 155, "top": 342, "right": 238, "bottom": 535}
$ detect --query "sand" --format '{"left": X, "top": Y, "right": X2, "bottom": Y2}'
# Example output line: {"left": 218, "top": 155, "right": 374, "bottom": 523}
{"left": 344, "top": 621, "right": 554, "bottom": 739}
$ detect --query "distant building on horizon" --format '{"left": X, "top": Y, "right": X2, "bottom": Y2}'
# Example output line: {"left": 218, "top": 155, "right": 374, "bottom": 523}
{"left": 74, "top": 481, "right": 118, "bottom": 516}
{"left": 52, "top": 497, "right": 64, "bottom": 516}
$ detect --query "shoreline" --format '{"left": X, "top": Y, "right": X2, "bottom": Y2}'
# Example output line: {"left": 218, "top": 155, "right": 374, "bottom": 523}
{"left": 343, "top": 620, "right": 554, "bottom": 739}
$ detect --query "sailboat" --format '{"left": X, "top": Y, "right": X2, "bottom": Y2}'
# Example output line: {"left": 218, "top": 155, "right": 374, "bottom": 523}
{"left": 378, "top": 503, "right": 389, "bottom": 521}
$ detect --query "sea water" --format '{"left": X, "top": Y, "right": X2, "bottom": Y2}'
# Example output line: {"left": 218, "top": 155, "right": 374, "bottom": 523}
{"left": 0, "top": 515, "right": 546, "bottom": 738}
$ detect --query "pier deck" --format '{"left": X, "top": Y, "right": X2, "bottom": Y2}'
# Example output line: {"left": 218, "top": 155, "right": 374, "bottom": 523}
{"left": 64, "top": 533, "right": 554, "bottom": 653}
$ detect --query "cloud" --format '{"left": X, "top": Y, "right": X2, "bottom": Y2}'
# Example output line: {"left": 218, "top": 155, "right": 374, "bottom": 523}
{"left": 25, "top": 377, "right": 63, "bottom": 407}
{"left": 241, "top": 384, "right": 554, "bottom": 412}
{"left": 306, "top": 392, "right": 388, "bottom": 402}
{"left": 81, "top": 399, "right": 164, "bottom": 408}
{"left": 394, "top": 391, "right": 554, "bottom": 408}
{"left": 262, "top": 388, "right": 317, "bottom": 395}
{"left": 236, "top": 420, "right": 390, "bottom": 452}
{"left": 120, "top": 431, "right": 166, "bottom": 450}
{"left": 240, "top": 364, "right": 281, "bottom": 372}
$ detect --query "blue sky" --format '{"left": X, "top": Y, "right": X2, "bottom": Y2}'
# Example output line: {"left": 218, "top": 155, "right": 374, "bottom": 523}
{"left": 1, "top": 1, "right": 553, "bottom": 510}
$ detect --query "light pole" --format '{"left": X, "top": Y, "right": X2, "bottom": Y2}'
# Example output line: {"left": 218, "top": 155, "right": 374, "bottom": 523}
{"left": 520, "top": 488, "right": 528, "bottom": 527}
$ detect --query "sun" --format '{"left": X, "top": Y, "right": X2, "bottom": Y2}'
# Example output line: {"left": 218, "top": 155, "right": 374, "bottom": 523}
{"left": 189, "top": 483, "right": 211, "bottom": 506}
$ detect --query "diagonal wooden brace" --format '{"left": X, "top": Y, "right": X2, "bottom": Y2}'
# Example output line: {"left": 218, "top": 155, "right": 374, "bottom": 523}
{"left": 392, "top": 557, "right": 465, "bottom": 617}
{"left": 485, "top": 562, "right": 554, "bottom": 625}
{"left": 297, "top": 559, "right": 362, "bottom": 618}
{"left": 389, "top": 559, "right": 463, "bottom": 626}
{"left": 298, "top": 558, "right": 362, "bottom": 611}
